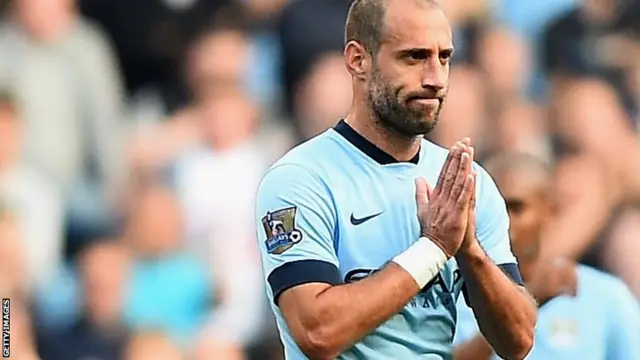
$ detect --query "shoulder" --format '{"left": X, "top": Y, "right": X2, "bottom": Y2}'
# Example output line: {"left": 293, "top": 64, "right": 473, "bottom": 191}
{"left": 260, "top": 131, "right": 341, "bottom": 189}
{"left": 257, "top": 133, "right": 344, "bottom": 215}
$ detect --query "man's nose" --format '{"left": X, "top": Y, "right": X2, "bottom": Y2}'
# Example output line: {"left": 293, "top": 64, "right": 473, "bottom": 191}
{"left": 420, "top": 62, "right": 447, "bottom": 91}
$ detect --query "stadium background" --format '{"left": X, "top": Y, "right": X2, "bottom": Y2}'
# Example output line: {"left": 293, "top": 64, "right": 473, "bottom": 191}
{"left": 0, "top": 0, "right": 638, "bottom": 358}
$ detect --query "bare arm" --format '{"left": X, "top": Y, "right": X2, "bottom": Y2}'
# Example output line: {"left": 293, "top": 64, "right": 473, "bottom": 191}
{"left": 278, "top": 262, "right": 421, "bottom": 359}
{"left": 457, "top": 243, "right": 536, "bottom": 360}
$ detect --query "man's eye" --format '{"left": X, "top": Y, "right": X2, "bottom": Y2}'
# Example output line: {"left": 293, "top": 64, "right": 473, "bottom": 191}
{"left": 412, "top": 52, "right": 428, "bottom": 60}
{"left": 439, "top": 51, "right": 452, "bottom": 61}
{"left": 506, "top": 200, "right": 525, "bottom": 214}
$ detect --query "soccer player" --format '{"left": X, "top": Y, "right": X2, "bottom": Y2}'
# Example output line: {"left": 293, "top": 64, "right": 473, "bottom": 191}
{"left": 453, "top": 152, "right": 640, "bottom": 360}
{"left": 254, "top": 0, "right": 537, "bottom": 359}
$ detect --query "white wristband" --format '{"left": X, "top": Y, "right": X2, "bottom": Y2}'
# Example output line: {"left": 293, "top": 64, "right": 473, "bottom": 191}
{"left": 392, "top": 237, "right": 449, "bottom": 289}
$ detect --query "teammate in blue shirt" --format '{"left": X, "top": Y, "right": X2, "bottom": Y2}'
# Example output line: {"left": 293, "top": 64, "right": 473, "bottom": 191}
{"left": 254, "top": 0, "right": 537, "bottom": 359}
{"left": 453, "top": 152, "right": 640, "bottom": 360}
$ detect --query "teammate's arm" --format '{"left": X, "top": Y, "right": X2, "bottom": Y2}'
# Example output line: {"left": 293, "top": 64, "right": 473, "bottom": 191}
{"left": 257, "top": 145, "right": 473, "bottom": 359}
{"left": 457, "top": 162, "right": 536, "bottom": 360}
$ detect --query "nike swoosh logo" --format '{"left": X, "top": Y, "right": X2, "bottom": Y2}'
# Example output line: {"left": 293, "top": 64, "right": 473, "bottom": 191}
{"left": 350, "top": 212, "right": 383, "bottom": 225}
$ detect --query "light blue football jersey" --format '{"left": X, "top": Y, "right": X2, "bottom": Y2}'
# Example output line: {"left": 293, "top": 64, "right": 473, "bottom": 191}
{"left": 255, "top": 120, "right": 521, "bottom": 359}
{"left": 454, "top": 265, "right": 640, "bottom": 360}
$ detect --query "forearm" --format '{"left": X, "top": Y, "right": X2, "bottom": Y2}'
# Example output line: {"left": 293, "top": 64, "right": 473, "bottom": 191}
{"left": 291, "top": 262, "right": 421, "bottom": 358}
{"left": 453, "top": 335, "right": 493, "bottom": 360}
{"left": 457, "top": 243, "right": 536, "bottom": 360}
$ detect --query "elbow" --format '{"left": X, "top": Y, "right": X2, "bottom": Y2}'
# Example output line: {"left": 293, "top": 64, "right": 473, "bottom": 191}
{"left": 296, "top": 325, "right": 341, "bottom": 360}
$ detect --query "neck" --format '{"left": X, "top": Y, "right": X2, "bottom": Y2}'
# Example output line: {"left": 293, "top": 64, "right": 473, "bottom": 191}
{"left": 345, "top": 105, "right": 421, "bottom": 162}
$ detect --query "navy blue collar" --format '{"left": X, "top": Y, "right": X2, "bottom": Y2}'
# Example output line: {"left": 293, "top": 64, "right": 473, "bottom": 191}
{"left": 333, "top": 120, "right": 420, "bottom": 165}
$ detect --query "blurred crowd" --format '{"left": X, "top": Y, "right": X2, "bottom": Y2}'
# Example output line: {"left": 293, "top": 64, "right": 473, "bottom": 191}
{"left": 0, "top": 0, "right": 638, "bottom": 359}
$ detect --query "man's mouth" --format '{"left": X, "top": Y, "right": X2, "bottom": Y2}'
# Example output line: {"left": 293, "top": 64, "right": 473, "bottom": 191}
{"left": 409, "top": 97, "right": 441, "bottom": 106}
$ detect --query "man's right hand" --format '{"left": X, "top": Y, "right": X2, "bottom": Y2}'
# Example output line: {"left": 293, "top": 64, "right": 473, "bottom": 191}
{"left": 416, "top": 139, "right": 475, "bottom": 258}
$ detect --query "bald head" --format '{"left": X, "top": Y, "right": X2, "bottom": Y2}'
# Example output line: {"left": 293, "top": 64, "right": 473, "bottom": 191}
{"left": 345, "top": 0, "right": 440, "bottom": 55}
{"left": 484, "top": 152, "right": 552, "bottom": 194}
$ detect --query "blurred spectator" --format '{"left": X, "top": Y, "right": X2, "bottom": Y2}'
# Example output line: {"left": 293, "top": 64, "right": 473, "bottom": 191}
{"left": 0, "top": 0, "right": 126, "bottom": 193}
{"left": 540, "top": 89, "right": 617, "bottom": 264}
{"left": 276, "top": 0, "right": 350, "bottom": 116}
{"left": 605, "top": 208, "right": 640, "bottom": 298}
{"left": 123, "top": 184, "right": 212, "bottom": 348}
{"left": 124, "top": 331, "right": 183, "bottom": 360}
{"left": 492, "top": 101, "right": 550, "bottom": 160}
{"left": 80, "top": 0, "right": 233, "bottom": 111}
{"left": 491, "top": 0, "right": 578, "bottom": 38}
{"left": 38, "top": 240, "right": 131, "bottom": 360}
{"left": 0, "top": 90, "right": 63, "bottom": 291}
{"left": 292, "top": 52, "right": 351, "bottom": 141}
{"left": 476, "top": 27, "right": 533, "bottom": 100}
{"left": 128, "top": 20, "right": 292, "bottom": 169}
{"left": 474, "top": 27, "right": 551, "bottom": 159}
{"left": 542, "top": 0, "right": 640, "bottom": 117}
{"left": 171, "top": 89, "right": 267, "bottom": 351}
{"left": 429, "top": 66, "right": 488, "bottom": 155}
{"left": 128, "top": 19, "right": 274, "bottom": 353}
{"left": 551, "top": 79, "right": 639, "bottom": 202}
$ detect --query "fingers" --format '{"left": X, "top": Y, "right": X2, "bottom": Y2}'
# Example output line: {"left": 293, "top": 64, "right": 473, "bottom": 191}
{"left": 436, "top": 138, "right": 472, "bottom": 196}
{"left": 439, "top": 145, "right": 462, "bottom": 196}
{"left": 450, "top": 150, "right": 472, "bottom": 200}
{"left": 467, "top": 170, "right": 477, "bottom": 210}
{"left": 434, "top": 146, "right": 457, "bottom": 195}
{"left": 456, "top": 172, "right": 476, "bottom": 210}
{"left": 415, "top": 177, "right": 429, "bottom": 206}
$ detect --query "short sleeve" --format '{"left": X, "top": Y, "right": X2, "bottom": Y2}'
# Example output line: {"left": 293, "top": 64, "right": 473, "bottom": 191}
{"left": 255, "top": 164, "right": 342, "bottom": 305}
{"left": 474, "top": 165, "right": 522, "bottom": 284}
{"left": 606, "top": 279, "right": 640, "bottom": 359}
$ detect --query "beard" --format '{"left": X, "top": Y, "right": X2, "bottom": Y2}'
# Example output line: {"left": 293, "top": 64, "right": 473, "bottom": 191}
{"left": 367, "top": 67, "right": 446, "bottom": 137}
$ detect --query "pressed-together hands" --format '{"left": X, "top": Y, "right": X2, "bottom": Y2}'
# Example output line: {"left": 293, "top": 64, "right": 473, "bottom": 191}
{"left": 416, "top": 138, "right": 478, "bottom": 258}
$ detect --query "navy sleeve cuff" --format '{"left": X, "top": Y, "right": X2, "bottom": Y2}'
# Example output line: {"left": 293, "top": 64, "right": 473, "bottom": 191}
{"left": 462, "top": 262, "right": 525, "bottom": 306}
{"left": 499, "top": 263, "right": 524, "bottom": 286}
{"left": 268, "top": 259, "right": 342, "bottom": 306}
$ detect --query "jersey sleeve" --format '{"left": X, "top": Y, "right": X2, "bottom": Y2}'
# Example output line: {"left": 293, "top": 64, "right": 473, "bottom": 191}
{"left": 255, "top": 163, "right": 341, "bottom": 305}
{"left": 474, "top": 165, "right": 522, "bottom": 285}
{"left": 606, "top": 279, "right": 640, "bottom": 359}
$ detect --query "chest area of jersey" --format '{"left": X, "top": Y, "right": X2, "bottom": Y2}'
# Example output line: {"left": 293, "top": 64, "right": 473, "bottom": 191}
{"left": 528, "top": 297, "right": 609, "bottom": 359}
{"left": 334, "top": 167, "right": 438, "bottom": 269}
{"left": 334, "top": 172, "right": 421, "bottom": 269}
{"left": 331, "top": 169, "right": 463, "bottom": 301}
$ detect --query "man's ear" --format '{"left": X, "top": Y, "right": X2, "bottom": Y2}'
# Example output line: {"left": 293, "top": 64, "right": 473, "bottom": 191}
{"left": 344, "top": 40, "right": 370, "bottom": 81}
